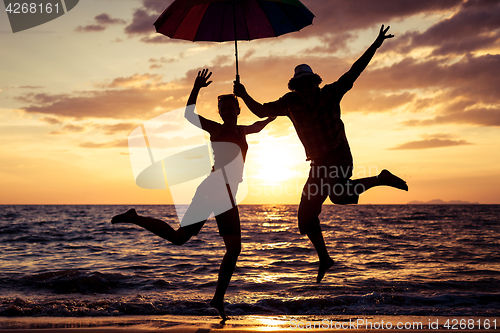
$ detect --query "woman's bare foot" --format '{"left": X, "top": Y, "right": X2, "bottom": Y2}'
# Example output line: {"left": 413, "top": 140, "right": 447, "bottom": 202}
{"left": 317, "top": 257, "right": 335, "bottom": 283}
{"left": 111, "top": 208, "right": 138, "bottom": 224}
{"left": 210, "top": 297, "right": 228, "bottom": 323}
{"left": 378, "top": 169, "right": 408, "bottom": 191}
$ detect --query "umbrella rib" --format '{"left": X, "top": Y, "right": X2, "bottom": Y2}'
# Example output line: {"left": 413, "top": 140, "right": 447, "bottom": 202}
{"left": 276, "top": 2, "right": 311, "bottom": 37}
{"left": 169, "top": 9, "right": 188, "bottom": 41}
{"left": 242, "top": 0, "right": 252, "bottom": 40}
{"left": 239, "top": 0, "right": 250, "bottom": 40}
{"left": 291, "top": 2, "right": 315, "bottom": 32}
{"left": 223, "top": 3, "right": 229, "bottom": 42}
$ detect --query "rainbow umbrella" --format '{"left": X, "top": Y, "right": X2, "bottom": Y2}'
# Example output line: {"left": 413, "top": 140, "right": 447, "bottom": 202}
{"left": 154, "top": 0, "right": 314, "bottom": 82}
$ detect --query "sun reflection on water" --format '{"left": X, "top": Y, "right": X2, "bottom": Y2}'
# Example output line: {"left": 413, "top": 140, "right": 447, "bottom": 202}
{"left": 251, "top": 316, "right": 292, "bottom": 331}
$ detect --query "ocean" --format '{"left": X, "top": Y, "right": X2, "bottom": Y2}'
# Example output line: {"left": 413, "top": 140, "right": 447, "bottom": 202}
{"left": 1, "top": 204, "right": 499, "bottom": 318}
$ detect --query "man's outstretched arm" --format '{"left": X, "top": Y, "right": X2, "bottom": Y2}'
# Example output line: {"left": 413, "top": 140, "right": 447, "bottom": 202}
{"left": 233, "top": 82, "right": 270, "bottom": 118}
{"left": 343, "top": 25, "right": 394, "bottom": 84}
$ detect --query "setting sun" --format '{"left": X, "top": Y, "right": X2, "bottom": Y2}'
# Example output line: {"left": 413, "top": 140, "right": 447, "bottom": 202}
{"left": 250, "top": 138, "right": 302, "bottom": 184}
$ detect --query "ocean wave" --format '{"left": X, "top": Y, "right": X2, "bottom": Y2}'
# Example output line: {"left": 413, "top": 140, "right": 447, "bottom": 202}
{"left": 2, "top": 292, "right": 499, "bottom": 317}
{"left": 19, "top": 270, "right": 132, "bottom": 294}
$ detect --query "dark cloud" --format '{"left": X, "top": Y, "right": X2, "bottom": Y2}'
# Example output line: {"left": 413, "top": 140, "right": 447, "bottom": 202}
{"left": 124, "top": 9, "right": 158, "bottom": 35}
{"left": 374, "top": 54, "right": 499, "bottom": 99}
{"left": 305, "top": 32, "right": 355, "bottom": 55}
{"left": 75, "top": 25, "right": 106, "bottom": 33}
{"left": 75, "top": 13, "right": 127, "bottom": 33}
{"left": 304, "top": 0, "right": 463, "bottom": 35}
{"left": 95, "top": 14, "right": 126, "bottom": 25}
{"left": 351, "top": 54, "right": 500, "bottom": 126}
{"left": 388, "top": 0, "right": 500, "bottom": 55}
{"left": 143, "top": 0, "right": 172, "bottom": 14}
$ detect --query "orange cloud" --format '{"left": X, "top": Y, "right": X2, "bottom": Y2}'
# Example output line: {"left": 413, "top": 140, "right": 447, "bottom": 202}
{"left": 100, "top": 73, "right": 163, "bottom": 88}
{"left": 389, "top": 137, "right": 473, "bottom": 150}
{"left": 101, "top": 123, "right": 138, "bottom": 135}
{"left": 343, "top": 92, "right": 416, "bottom": 113}
{"left": 17, "top": 72, "right": 190, "bottom": 120}
{"left": 80, "top": 139, "right": 128, "bottom": 148}
{"left": 20, "top": 89, "right": 172, "bottom": 119}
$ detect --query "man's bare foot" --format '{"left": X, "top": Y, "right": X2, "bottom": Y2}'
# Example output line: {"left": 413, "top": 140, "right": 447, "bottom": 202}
{"left": 317, "top": 258, "right": 335, "bottom": 283}
{"left": 111, "top": 208, "right": 138, "bottom": 224}
{"left": 210, "top": 298, "right": 228, "bottom": 322}
{"left": 378, "top": 169, "right": 408, "bottom": 191}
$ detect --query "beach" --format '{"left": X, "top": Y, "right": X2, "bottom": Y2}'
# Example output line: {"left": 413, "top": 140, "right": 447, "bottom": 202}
{"left": 1, "top": 315, "right": 500, "bottom": 332}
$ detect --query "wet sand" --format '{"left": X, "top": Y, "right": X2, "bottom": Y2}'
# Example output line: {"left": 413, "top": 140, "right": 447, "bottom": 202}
{"left": 1, "top": 315, "right": 499, "bottom": 332}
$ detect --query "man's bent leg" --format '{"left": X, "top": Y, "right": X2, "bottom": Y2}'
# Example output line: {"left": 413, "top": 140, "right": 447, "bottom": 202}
{"left": 307, "top": 232, "right": 335, "bottom": 283}
{"left": 355, "top": 169, "right": 408, "bottom": 192}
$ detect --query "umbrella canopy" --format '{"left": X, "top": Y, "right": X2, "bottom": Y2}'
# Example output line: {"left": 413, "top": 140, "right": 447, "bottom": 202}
{"left": 154, "top": 0, "right": 314, "bottom": 81}
{"left": 154, "top": 0, "right": 314, "bottom": 42}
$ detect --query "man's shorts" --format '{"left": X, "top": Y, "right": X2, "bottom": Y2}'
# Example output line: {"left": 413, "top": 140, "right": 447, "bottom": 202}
{"left": 298, "top": 146, "right": 360, "bottom": 234}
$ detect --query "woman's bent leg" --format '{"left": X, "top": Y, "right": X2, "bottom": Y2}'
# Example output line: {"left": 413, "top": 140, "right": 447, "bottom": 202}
{"left": 112, "top": 208, "right": 192, "bottom": 245}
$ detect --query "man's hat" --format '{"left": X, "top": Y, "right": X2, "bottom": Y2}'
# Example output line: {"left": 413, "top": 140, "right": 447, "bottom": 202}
{"left": 292, "top": 64, "right": 316, "bottom": 80}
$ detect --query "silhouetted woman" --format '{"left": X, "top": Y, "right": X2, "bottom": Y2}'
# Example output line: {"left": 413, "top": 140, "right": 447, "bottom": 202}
{"left": 112, "top": 69, "right": 274, "bottom": 322}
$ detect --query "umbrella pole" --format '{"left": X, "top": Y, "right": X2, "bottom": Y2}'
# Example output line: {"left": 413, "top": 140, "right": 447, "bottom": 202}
{"left": 233, "top": 0, "right": 240, "bottom": 83}
{"left": 235, "top": 39, "right": 240, "bottom": 83}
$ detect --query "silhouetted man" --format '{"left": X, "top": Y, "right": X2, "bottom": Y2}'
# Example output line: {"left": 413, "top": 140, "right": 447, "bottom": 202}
{"left": 234, "top": 25, "right": 408, "bottom": 283}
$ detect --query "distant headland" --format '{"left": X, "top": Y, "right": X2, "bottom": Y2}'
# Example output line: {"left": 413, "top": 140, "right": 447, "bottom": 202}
{"left": 407, "top": 199, "right": 480, "bottom": 205}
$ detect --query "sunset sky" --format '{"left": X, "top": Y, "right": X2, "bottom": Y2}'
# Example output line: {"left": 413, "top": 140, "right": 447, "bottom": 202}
{"left": 1, "top": 0, "right": 499, "bottom": 205}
